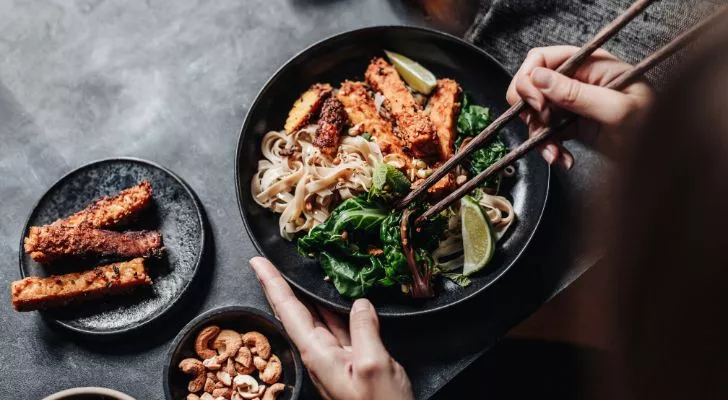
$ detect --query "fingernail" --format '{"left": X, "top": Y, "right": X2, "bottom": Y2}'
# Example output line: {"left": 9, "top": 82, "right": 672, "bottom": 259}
{"left": 531, "top": 68, "right": 553, "bottom": 89}
{"left": 249, "top": 257, "right": 270, "bottom": 277}
{"left": 542, "top": 148, "right": 556, "bottom": 165}
{"left": 249, "top": 257, "right": 263, "bottom": 270}
{"left": 561, "top": 155, "right": 574, "bottom": 170}
{"left": 352, "top": 299, "right": 371, "bottom": 313}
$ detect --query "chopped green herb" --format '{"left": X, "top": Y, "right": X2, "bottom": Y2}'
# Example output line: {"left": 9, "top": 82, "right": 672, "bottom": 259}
{"left": 369, "top": 163, "right": 411, "bottom": 201}
{"left": 441, "top": 272, "right": 472, "bottom": 287}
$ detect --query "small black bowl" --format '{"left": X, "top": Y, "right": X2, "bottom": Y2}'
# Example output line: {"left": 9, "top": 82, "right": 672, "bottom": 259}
{"left": 163, "top": 306, "right": 303, "bottom": 400}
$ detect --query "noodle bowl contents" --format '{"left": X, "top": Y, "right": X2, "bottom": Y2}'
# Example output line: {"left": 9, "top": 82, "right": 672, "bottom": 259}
{"left": 253, "top": 126, "right": 383, "bottom": 240}
{"left": 251, "top": 51, "right": 516, "bottom": 299}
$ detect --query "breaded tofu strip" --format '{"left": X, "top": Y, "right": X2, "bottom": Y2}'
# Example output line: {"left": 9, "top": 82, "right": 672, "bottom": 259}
{"left": 25, "top": 226, "right": 163, "bottom": 263}
{"left": 50, "top": 181, "right": 153, "bottom": 229}
{"left": 428, "top": 79, "right": 462, "bottom": 161}
{"left": 365, "top": 58, "right": 440, "bottom": 159}
{"left": 336, "top": 81, "right": 405, "bottom": 155}
{"left": 11, "top": 258, "right": 151, "bottom": 311}
{"left": 284, "top": 83, "right": 333, "bottom": 134}
{"left": 314, "top": 97, "right": 348, "bottom": 156}
{"left": 413, "top": 172, "right": 457, "bottom": 200}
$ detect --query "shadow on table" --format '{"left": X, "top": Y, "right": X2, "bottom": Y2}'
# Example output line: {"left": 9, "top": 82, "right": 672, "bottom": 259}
{"left": 37, "top": 208, "right": 218, "bottom": 354}
{"left": 431, "top": 338, "right": 615, "bottom": 400}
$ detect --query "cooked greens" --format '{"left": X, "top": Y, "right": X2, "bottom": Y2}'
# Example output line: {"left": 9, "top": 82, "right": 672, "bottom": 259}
{"left": 298, "top": 195, "right": 447, "bottom": 298}
{"left": 456, "top": 95, "right": 507, "bottom": 188}
{"left": 457, "top": 95, "right": 492, "bottom": 136}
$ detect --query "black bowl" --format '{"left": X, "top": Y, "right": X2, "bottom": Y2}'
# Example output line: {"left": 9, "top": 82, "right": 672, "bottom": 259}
{"left": 163, "top": 306, "right": 303, "bottom": 400}
{"left": 235, "top": 26, "right": 550, "bottom": 317}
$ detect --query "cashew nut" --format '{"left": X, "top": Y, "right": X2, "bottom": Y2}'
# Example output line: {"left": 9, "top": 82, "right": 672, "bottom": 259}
{"left": 214, "top": 330, "right": 243, "bottom": 362}
{"left": 186, "top": 326, "right": 283, "bottom": 400}
{"left": 233, "top": 374, "right": 258, "bottom": 393}
{"left": 225, "top": 358, "right": 238, "bottom": 378}
{"left": 235, "top": 361, "right": 255, "bottom": 375}
{"left": 196, "top": 326, "right": 221, "bottom": 360}
{"left": 242, "top": 332, "right": 271, "bottom": 360}
{"left": 216, "top": 370, "right": 232, "bottom": 387}
{"left": 179, "top": 358, "right": 206, "bottom": 393}
{"left": 240, "top": 387, "right": 264, "bottom": 400}
{"left": 212, "top": 387, "right": 234, "bottom": 399}
{"left": 259, "top": 354, "right": 282, "bottom": 384}
{"left": 204, "top": 376, "right": 216, "bottom": 393}
{"left": 262, "top": 383, "right": 286, "bottom": 400}
{"left": 253, "top": 356, "right": 267, "bottom": 371}
{"left": 235, "top": 346, "right": 253, "bottom": 367}
{"left": 203, "top": 357, "right": 222, "bottom": 371}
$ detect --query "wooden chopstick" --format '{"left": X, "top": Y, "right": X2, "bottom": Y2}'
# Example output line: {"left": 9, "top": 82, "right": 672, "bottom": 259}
{"left": 396, "top": 0, "right": 658, "bottom": 210}
{"left": 415, "top": 5, "right": 728, "bottom": 225}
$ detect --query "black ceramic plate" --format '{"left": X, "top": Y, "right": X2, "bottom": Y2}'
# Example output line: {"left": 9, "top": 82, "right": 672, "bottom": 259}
{"left": 235, "top": 26, "right": 549, "bottom": 317}
{"left": 164, "top": 306, "right": 303, "bottom": 400}
{"left": 19, "top": 158, "right": 206, "bottom": 336}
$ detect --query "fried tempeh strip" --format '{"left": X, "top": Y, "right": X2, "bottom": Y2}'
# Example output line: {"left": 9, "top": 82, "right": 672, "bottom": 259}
{"left": 365, "top": 58, "right": 440, "bottom": 159}
{"left": 336, "top": 80, "right": 406, "bottom": 155}
{"left": 25, "top": 226, "right": 163, "bottom": 263}
{"left": 51, "top": 181, "right": 153, "bottom": 229}
{"left": 11, "top": 258, "right": 152, "bottom": 311}
{"left": 413, "top": 171, "right": 457, "bottom": 200}
{"left": 427, "top": 79, "right": 462, "bottom": 161}
{"left": 284, "top": 83, "right": 333, "bottom": 134}
{"left": 314, "top": 97, "right": 347, "bottom": 156}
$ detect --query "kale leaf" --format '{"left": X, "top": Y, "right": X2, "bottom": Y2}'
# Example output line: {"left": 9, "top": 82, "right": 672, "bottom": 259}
{"left": 298, "top": 196, "right": 408, "bottom": 298}
{"left": 456, "top": 95, "right": 507, "bottom": 188}
{"left": 320, "top": 251, "right": 379, "bottom": 298}
{"left": 457, "top": 95, "right": 492, "bottom": 136}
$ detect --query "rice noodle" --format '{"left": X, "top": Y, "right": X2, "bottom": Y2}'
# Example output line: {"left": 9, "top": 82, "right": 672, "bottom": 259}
{"left": 433, "top": 189, "right": 516, "bottom": 271}
{"left": 251, "top": 125, "right": 383, "bottom": 240}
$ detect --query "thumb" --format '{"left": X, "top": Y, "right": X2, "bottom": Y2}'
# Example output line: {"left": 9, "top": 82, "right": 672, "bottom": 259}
{"left": 530, "top": 67, "right": 634, "bottom": 126}
{"left": 350, "top": 299, "right": 389, "bottom": 372}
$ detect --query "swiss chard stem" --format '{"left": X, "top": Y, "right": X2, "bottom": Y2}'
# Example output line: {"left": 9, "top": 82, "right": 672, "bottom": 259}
{"left": 400, "top": 209, "right": 434, "bottom": 298}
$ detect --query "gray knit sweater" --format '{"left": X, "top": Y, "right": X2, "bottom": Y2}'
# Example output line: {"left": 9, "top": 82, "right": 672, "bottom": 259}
{"left": 466, "top": 0, "right": 718, "bottom": 85}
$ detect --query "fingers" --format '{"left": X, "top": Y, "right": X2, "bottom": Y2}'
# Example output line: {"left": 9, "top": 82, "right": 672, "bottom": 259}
{"left": 507, "top": 46, "right": 618, "bottom": 110}
{"left": 317, "top": 304, "right": 351, "bottom": 348}
{"left": 530, "top": 67, "right": 638, "bottom": 126}
{"left": 250, "top": 257, "right": 346, "bottom": 375}
{"left": 558, "top": 145, "right": 574, "bottom": 170}
{"left": 249, "top": 257, "right": 317, "bottom": 345}
{"left": 349, "top": 299, "right": 390, "bottom": 376}
{"left": 526, "top": 110, "right": 573, "bottom": 169}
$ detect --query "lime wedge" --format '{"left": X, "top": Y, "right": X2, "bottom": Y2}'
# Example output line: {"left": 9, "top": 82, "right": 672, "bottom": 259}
{"left": 384, "top": 50, "right": 437, "bottom": 95}
{"left": 461, "top": 196, "right": 495, "bottom": 276}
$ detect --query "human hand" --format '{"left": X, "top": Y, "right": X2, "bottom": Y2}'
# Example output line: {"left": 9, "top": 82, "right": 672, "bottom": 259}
{"left": 249, "top": 257, "right": 414, "bottom": 400}
{"left": 506, "top": 45, "right": 654, "bottom": 168}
